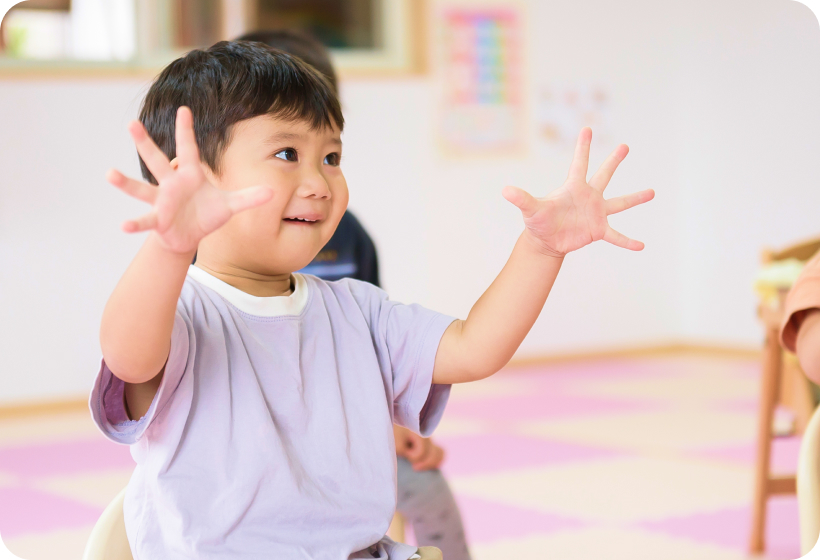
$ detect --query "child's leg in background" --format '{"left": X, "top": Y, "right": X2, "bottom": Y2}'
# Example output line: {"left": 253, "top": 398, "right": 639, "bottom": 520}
{"left": 397, "top": 457, "right": 472, "bottom": 560}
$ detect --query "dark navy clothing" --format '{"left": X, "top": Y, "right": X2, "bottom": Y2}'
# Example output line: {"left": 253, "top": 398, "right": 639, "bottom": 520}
{"left": 299, "top": 211, "right": 380, "bottom": 286}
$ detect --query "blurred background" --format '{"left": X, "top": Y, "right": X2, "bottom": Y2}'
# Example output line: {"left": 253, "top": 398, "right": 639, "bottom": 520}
{"left": 1, "top": 0, "right": 819, "bottom": 558}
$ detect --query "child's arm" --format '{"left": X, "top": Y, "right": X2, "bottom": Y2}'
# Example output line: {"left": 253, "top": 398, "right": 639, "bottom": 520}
{"left": 780, "top": 253, "right": 820, "bottom": 385}
{"left": 433, "top": 128, "right": 654, "bottom": 384}
{"left": 100, "top": 107, "right": 272, "bottom": 387}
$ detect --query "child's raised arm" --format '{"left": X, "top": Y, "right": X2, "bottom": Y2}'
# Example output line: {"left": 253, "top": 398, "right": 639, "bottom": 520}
{"left": 100, "top": 107, "right": 272, "bottom": 387}
{"left": 432, "top": 128, "right": 654, "bottom": 384}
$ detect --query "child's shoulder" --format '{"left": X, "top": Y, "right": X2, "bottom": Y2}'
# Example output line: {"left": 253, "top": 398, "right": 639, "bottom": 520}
{"left": 300, "top": 274, "right": 389, "bottom": 317}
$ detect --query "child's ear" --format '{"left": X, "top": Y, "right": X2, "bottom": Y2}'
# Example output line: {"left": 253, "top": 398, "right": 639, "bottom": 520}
{"left": 200, "top": 162, "right": 219, "bottom": 186}
{"left": 169, "top": 158, "right": 180, "bottom": 170}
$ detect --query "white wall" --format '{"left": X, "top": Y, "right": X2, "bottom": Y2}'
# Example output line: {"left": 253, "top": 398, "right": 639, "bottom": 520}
{"left": 0, "top": 79, "right": 151, "bottom": 403}
{"left": 672, "top": 0, "right": 820, "bottom": 345}
{"left": 1, "top": 0, "right": 819, "bottom": 404}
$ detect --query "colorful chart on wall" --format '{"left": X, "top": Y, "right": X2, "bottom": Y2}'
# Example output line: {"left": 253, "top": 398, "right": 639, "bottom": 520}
{"left": 438, "top": 4, "right": 525, "bottom": 157}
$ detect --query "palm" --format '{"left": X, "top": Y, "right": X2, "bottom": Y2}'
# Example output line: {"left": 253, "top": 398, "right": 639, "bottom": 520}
{"left": 503, "top": 128, "right": 654, "bottom": 256}
{"left": 149, "top": 163, "right": 233, "bottom": 253}
{"left": 526, "top": 179, "right": 608, "bottom": 255}
{"left": 107, "top": 107, "right": 272, "bottom": 253}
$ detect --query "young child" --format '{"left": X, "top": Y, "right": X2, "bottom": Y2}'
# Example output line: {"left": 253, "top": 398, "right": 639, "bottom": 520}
{"left": 92, "top": 40, "right": 653, "bottom": 559}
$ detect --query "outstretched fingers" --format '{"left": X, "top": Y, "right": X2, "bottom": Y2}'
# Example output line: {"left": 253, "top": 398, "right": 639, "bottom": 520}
{"left": 605, "top": 189, "right": 655, "bottom": 216}
{"left": 502, "top": 185, "right": 539, "bottom": 218}
{"left": 107, "top": 169, "right": 158, "bottom": 204}
{"left": 567, "top": 127, "right": 592, "bottom": 182}
{"left": 122, "top": 212, "right": 158, "bottom": 233}
{"left": 603, "top": 225, "right": 644, "bottom": 251}
{"left": 174, "top": 107, "right": 201, "bottom": 167}
{"left": 129, "top": 120, "right": 173, "bottom": 183}
{"left": 226, "top": 186, "right": 275, "bottom": 214}
{"left": 589, "top": 144, "right": 629, "bottom": 192}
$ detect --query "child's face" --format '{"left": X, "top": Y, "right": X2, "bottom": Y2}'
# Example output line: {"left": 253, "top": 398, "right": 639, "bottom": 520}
{"left": 198, "top": 114, "right": 348, "bottom": 275}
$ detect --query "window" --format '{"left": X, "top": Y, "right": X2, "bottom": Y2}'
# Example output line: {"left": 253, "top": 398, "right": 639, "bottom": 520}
{"left": 253, "top": 0, "right": 380, "bottom": 49}
{"left": 0, "top": 0, "right": 424, "bottom": 74}
{"left": 1, "top": 0, "right": 136, "bottom": 61}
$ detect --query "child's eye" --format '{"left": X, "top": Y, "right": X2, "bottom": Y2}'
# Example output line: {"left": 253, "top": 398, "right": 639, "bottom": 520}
{"left": 274, "top": 148, "right": 298, "bottom": 162}
{"left": 324, "top": 153, "right": 340, "bottom": 167}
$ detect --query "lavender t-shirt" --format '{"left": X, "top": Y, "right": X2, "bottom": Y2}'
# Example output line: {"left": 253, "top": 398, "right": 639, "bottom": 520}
{"left": 90, "top": 266, "right": 454, "bottom": 560}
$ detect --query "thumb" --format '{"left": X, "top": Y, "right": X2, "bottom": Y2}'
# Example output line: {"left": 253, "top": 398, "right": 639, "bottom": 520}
{"left": 502, "top": 186, "right": 539, "bottom": 218}
{"left": 227, "top": 185, "right": 274, "bottom": 214}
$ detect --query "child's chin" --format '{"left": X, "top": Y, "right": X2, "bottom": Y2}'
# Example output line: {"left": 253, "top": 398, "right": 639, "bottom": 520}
{"left": 272, "top": 249, "right": 324, "bottom": 274}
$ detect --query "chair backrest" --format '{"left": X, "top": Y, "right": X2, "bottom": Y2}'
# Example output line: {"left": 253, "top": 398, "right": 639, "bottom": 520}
{"left": 762, "top": 236, "right": 820, "bottom": 264}
{"left": 82, "top": 488, "right": 133, "bottom": 560}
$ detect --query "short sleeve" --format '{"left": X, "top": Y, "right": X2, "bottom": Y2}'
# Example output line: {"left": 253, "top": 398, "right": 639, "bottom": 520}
{"left": 341, "top": 280, "right": 455, "bottom": 437}
{"left": 89, "top": 310, "right": 192, "bottom": 445}
{"left": 781, "top": 252, "right": 820, "bottom": 352}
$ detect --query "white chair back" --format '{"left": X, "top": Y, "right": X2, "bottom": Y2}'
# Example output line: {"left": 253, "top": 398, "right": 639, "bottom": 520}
{"left": 82, "top": 488, "right": 133, "bottom": 560}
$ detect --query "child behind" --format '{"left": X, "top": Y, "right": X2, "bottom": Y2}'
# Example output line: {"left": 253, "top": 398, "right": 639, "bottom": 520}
{"left": 93, "top": 40, "right": 653, "bottom": 560}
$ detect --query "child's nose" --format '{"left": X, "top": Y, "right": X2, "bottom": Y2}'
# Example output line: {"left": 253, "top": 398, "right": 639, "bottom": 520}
{"left": 296, "top": 169, "right": 331, "bottom": 200}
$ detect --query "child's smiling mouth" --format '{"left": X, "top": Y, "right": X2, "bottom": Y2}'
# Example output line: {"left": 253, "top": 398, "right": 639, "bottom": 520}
{"left": 283, "top": 212, "right": 323, "bottom": 224}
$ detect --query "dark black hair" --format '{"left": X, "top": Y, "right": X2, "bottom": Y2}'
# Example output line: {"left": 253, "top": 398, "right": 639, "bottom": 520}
{"left": 237, "top": 29, "right": 338, "bottom": 93}
{"left": 138, "top": 40, "right": 343, "bottom": 184}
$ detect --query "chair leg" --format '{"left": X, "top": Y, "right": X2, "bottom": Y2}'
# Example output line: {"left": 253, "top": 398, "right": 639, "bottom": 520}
{"left": 781, "top": 354, "right": 816, "bottom": 433}
{"left": 750, "top": 329, "right": 782, "bottom": 553}
{"left": 416, "top": 546, "right": 443, "bottom": 560}
{"left": 388, "top": 512, "right": 406, "bottom": 543}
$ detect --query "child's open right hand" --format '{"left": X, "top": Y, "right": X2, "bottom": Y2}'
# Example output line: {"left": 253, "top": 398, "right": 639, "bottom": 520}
{"left": 107, "top": 106, "right": 273, "bottom": 254}
{"left": 502, "top": 127, "right": 654, "bottom": 258}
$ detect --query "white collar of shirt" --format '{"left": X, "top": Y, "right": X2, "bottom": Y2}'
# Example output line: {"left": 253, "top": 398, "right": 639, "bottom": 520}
{"left": 187, "top": 265, "right": 309, "bottom": 317}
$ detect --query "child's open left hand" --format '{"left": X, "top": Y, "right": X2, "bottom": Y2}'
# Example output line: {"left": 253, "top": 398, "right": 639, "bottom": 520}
{"left": 502, "top": 128, "right": 654, "bottom": 257}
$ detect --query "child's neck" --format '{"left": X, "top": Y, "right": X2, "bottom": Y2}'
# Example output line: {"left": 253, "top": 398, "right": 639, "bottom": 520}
{"left": 193, "top": 261, "right": 293, "bottom": 298}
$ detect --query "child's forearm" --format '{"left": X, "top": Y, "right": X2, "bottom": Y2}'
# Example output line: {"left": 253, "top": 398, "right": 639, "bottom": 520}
{"left": 100, "top": 108, "right": 275, "bottom": 385}
{"left": 100, "top": 233, "right": 194, "bottom": 384}
{"left": 433, "top": 232, "right": 563, "bottom": 384}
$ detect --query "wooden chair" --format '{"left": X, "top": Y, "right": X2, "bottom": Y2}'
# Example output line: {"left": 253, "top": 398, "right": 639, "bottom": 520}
{"left": 750, "top": 238, "right": 820, "bottom": 553}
